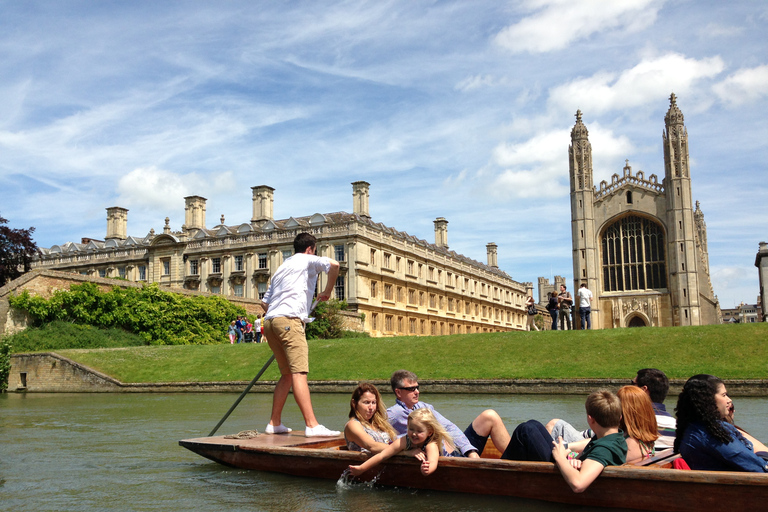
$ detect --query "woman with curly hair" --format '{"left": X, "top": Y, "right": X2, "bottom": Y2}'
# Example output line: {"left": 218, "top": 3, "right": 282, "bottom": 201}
{"left": 617, "top": 385, "right": 658, "bottom": 462}
{"left": 344, "top": 382, "right": 396, "bottom": 454}
{"left": 675, "top": 374, "right": 767, "bottom": 472}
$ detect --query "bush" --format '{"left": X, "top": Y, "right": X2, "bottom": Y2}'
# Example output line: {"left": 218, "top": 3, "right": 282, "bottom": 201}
{"left": 305, "top": 299, "right": 348, "bottom": 340}
{"left": 338, "top": 330, "right": 370, "bottom": 339}
{"left": 0, "top": 337, "right": 11, "bottom": 391}
{"left": 8, "top": 283, "right": 247, "bottom": 345}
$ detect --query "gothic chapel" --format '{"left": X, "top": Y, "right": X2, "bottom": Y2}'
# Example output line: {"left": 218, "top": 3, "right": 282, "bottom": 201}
{"left": 569, "top": 94, "right": 720, "bottom": 329}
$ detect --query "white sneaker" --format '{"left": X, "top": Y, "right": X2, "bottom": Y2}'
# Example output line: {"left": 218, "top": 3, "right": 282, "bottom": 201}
{"left": 265, "top": 423, "right": 292, "bottom": 434}
{"left": 305, "top": 424, "right": 340, "bottom": 437}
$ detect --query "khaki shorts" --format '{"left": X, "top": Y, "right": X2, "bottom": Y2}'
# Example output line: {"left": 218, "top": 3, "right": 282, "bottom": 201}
{"left": 263, "top": 317, "right": 309, "bottom": 375}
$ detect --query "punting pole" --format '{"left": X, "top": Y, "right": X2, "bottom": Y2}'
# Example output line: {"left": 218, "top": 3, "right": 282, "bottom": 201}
{"left": 208, "top": 354, "right": 275, "bottom": 437}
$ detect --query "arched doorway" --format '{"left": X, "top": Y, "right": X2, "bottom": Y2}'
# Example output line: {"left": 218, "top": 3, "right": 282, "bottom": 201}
{"left": 628, "top": 316, "right": 647, "bottom": 327}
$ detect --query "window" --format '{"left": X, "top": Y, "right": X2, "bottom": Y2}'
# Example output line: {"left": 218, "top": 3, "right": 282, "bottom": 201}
{"left": 212, "top": 258, "right": 221, "bottom": 273}
{"left": 234, "top": 255, "right": 243, "bottom": 271}
{"left": 258, "top": 253, "right": 267, "bottom": 269}
{"left": 407, "top": 260, "right": 414, "bottom": 275}
{"left": 428, "top": 267, "right": 435, "bottom": 280}
{"left": 257, "top": 282, "right": 267, "bottom": 300}
{"left": 429, "top": 294, "right": 436, "bottom": 308}
{"left": 372, "top": 313, "right": 378, "bottom": 330}
{"left": 385, "top": 315, "right": 393, "bottom": 332}
{"left": 448, "top": 298, "right": 454, "bottom": 312}
{"left": 99, "top": 269, "right": 106, "bottom": 278}
{"left": 420, "top": 319, "right": 426, "bottom": 334}
{"left": 370, "top": 280, "right": 377, "bottom": 298}
{"left": 397, "top": 316, "right": 403, "bottom": 332}
{"left": 233, "top": 284, "right": 244, "bottom": 297}
{"left": 465, "top": 301, "right": 470, "bottom": 314}
{"left": 370, "top": 249, "right": 376, "bottom": 265}
{"left": 419, "top": 291, "right": 425, "bottom": 306}
{"left": 408, "top": 289, "right": 416, "bottom": 304}
{"left": 190, "top": 260, "right": 199, "bottom": 275}
{"left": 397, "top": 286, "right": 403, "bottom": 303}
{"left": 602, "top": 215, "right": 667, "bottom": 292}
{"left": 282, "top": 249, "right": 293, "bottom": 261}
{"left": 334, "top": 245, "right": 345, "bottom": 262}
{"left": 409, "top": 318, "right": 417, "bottom": 334}
{"left": 384, "top": 253, "right": 391, "bottom": 268}
{"left": 162, "top": 260, "right": 171, "bottom": 276}
{"left": 396, "top": 257, "right": 401, "bottom": 271}
{"left": 118, "top": 267, "right": 126, "bottom": 279}
{"left": 335, "top": 276, "right": 345, "bottom": 300}
{"left": 211, "top": 285, "right": 221, "bottom": 294}
{"left": 138, "top": 265, "right": 146, "bottom": 281}
{"left": 384, "top": 284, "right": 393, "bottom": 301}
{"left": 430, "top": 321, "right": 437, "bottom": 335}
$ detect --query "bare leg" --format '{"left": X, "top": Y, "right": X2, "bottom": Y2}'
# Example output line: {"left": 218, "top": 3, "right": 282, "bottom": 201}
{"left": 269, "top": 374, "right": 292, "bottom": 427}
{"left": 472, "top": 409, "right": 511, "bottom": 455}
{"left": 545, "top": 418, "right": 561, "bottom": 434}
{"left": 291, "top": 372, "right": 319, "bottom": 428}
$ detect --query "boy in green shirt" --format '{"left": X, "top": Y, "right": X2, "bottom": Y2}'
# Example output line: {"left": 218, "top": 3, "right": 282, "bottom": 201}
{"left": 552, "top": 390, "right": 627, "bottom": 492}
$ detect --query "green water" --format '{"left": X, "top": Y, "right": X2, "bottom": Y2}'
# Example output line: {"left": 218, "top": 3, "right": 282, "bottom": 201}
{"left": 1, "top": 392, "right": 766, "bottom": 512}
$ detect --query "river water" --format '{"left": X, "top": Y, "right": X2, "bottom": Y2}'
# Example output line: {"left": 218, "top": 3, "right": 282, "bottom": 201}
{"left": 2, "top": 392, "right": 767, "bottom": 512}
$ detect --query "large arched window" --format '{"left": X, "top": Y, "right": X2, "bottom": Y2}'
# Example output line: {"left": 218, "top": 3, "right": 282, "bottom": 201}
{"left": 601, "top": 215, "right": 667, "bottom": 292}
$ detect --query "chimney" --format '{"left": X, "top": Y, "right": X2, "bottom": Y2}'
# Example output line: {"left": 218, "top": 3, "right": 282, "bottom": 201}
{"left": 251, "top": 185, "right": 275, "bottom": 225}
{"left": 184, "top": 196, "right": 207, "bottom": 231}
{"left": 434, "top": 217, "right": 448, "bottom": 248}
{"left": 486, "top": 242, "right": 498, "bottom": 268}
{"left": 105, "top": 207, "right": 128, "bottom": 240}
{"left": 352, "top": 181, "right": 370, "bottom": 219}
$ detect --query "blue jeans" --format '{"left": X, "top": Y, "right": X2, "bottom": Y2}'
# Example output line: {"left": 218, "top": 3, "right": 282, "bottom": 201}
{"left": 580, "top": 307, "right": 591, "bottom": 329}
{"left": 549, "top": 309, "right": 558, "bottom": 330}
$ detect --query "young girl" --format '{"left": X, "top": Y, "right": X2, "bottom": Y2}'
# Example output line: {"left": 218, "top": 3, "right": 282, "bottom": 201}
{"left": 348, "top": 408, "right": 453, "bottom": 477}
{"left": 227, "top": 321, "right": 237, "bottom": 344}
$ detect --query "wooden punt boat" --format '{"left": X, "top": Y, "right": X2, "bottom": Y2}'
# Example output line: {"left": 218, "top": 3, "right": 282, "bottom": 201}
{"left": 179, "top": 432, "right": 768, "bottom": 511}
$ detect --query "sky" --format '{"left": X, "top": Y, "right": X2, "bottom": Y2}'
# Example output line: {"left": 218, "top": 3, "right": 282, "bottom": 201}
{"left": 1, "top": 0, "right": 766, "bottom": 309}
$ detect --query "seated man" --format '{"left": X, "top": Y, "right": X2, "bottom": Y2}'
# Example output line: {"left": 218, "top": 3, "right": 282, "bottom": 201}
{"left": 504, "top": 390, "right": 627, "bottom": 493}
{"left": 387, "top": 370, "right": 510, "bottom": 458}
{"left": 633, "top": 368, "right": 675, "bottom": 449}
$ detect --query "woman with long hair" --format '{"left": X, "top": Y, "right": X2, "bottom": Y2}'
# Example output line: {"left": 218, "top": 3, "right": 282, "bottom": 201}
{"left": 344, "top": 382, "right": 396, "bottom": 454}
{"left": 617, "top": 385, "right": 658, "bottom": 462}
{"left": 675, "top": 374, "right": 767, "bottom": 472}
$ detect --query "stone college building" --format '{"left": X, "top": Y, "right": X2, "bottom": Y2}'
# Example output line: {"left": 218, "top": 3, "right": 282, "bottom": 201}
{"left": 32, "top": 182, "right": 530, "bottom": 336}
{"left": 569, "top": 94, "right": 720, "bottom": 328}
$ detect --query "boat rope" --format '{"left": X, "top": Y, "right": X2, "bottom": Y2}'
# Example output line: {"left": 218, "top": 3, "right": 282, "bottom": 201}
{"left": 223, "top": 430, "right": 260, "bottom": 439}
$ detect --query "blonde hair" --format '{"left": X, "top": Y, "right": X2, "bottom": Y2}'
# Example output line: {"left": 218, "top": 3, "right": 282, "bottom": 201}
{"left": 585, "top": 389, "right": 622, "bottom": 428}
{"left": 408, "top": 408, "right": 455, "bottom": 454}
{"left": 349, "top": 382, "right": 396, "bottom": 440}
{"left": 617, "top": 385, "right": 659, "bottom": 444}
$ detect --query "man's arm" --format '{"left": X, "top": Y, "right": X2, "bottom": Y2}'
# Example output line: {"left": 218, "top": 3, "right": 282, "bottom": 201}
{"left": 319, "top": 259, "right": 340, "bottom": 301}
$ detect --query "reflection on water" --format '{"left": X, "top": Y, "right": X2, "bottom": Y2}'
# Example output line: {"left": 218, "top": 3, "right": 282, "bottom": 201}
{"left": 1, "top": 392, "right": 766, "bottom": 512}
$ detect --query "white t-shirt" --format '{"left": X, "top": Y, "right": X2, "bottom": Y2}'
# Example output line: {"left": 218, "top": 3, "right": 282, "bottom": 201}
{"left": 577, "top": 287, "right": 593, "bottom": 308}
{"left": 262, "top": 253, "right": 332, "bottom": 323}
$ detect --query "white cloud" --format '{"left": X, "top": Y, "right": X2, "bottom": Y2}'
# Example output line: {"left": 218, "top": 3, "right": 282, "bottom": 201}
{"left": 116, "top": 166, "right": 234, "bottom": 210}
{"left": 494, "top": 0, "right": 663, "bottom": 54}
{"left": 455, "top": 74, "right": 505, "bottom": 92}
{"left": 548, "top": 53, "right": 725, "bottom": 114}
{"left": 713, "top": 64, "right": 768, "bottom": 106}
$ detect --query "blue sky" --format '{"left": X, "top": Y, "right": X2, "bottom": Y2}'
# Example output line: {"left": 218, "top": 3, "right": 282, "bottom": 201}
{"left": 1, "top": 0, "right": 766, "bottom": 308}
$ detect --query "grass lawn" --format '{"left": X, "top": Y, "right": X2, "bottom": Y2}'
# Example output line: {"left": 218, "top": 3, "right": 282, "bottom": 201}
{"left": 53, "top": 323, "right": 768, "bottom": 383}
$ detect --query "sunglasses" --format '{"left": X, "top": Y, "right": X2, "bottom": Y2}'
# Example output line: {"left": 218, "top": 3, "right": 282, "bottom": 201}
{"left": 398, "top": 385, "right": 419, "bottom": 392}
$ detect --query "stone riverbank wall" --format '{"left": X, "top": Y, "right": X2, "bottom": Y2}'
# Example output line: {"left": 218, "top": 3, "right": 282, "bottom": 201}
{"left": 8, "top": 352, "right": 768, "bottom": 396}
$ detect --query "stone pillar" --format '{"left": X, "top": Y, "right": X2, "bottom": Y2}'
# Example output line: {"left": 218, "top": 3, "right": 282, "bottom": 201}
{"left": 352, "top": 181, "right": 371, "bottom": 219}
{"left": 184, "top": 196, "right": 207, "bottom": 231}
{"left": 105, "top": 207, "right": 128, "bottom": 240}
{"left": 486, "top": 243, "right": 498, "bottom": 268}
{"left": 434, "top": 217, "right": 448, "bottom": 248}
{"left": 251, "top": 185, "right": 275, "bottom": 226}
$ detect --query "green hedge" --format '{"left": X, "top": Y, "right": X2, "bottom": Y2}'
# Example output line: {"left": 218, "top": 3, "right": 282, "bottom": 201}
{"left": 9, "top": 282, "right": 246, "bottom": 345}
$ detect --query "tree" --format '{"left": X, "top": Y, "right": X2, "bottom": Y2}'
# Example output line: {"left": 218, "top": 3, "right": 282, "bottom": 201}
{"left": 0, "top": 216, "right": 37, "bottom": 286}
{"left": 0, "top": 214, "right": 37, "bottom": 287}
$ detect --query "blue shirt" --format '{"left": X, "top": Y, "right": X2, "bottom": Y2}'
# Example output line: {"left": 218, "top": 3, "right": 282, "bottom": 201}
{"left": 680, "top": 421, "right": 768, "bottom": 472}
{"left": 387, "top": 399, "right": 476, "bottom": 456}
